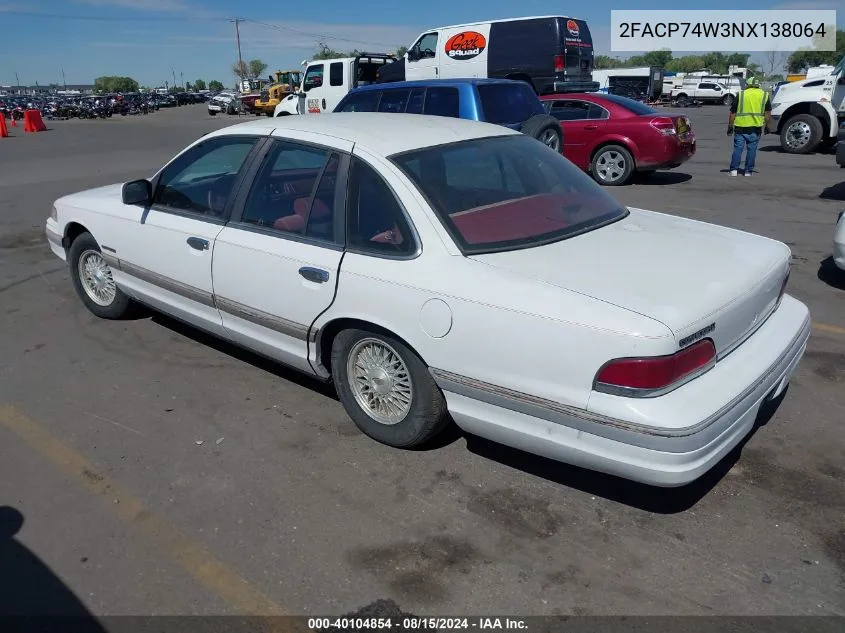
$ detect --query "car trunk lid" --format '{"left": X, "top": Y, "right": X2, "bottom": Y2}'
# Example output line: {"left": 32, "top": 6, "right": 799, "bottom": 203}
{"left": 468, "top": 208, "right": 791, "bottom": 357}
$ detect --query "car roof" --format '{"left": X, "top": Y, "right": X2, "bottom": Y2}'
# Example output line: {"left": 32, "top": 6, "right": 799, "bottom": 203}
{"left": 432, "top": 15, "right": 583, "bottom": 29}
{"left": 212, "top": 112, "right": 519, "bottom": 155}
{"left": 345, "top": 78, "right": 523, "bottom": 93}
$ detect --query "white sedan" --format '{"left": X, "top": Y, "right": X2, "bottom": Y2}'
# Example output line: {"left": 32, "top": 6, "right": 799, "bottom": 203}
{"left": 44, "top": 113, "right": 811, "bottom": 487}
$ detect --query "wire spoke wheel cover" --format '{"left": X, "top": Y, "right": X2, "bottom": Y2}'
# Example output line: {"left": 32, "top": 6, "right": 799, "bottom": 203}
{"left": 78, "top": 249, "right": 116, "bottom": 306}
{"left": 347, "top": 337, "right": 413, "bottom": 426}
{"left": 596, "top": 150, "right": 626, "bottom": 183}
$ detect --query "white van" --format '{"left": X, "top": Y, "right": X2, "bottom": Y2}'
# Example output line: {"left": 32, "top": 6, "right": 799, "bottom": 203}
{"left": 274, "top": 53, "right": 396, "bottom": 116}
{"left": 376, "top": 15, "right": 599, "bottom": 94}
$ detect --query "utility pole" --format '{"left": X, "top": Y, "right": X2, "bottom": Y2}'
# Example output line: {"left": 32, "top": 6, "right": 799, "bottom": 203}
{"left": 62, "top": 68, "right": 67, "bottom": 90}
{"left": 180, "top": 71, "right": 184, "bottom": 89}
{"left": 231, "top": 18, "right": 245, "bottom": 88}
{"left": 15, "top": 71, "right": 20, "bottom": 95}
{"left": 171, "top": 68, "right": 177, "bottom": 89}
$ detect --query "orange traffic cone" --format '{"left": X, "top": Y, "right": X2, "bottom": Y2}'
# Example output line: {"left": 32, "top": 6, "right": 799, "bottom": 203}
{"left": 0, "top": 115, "right": 8, "bottom": 138}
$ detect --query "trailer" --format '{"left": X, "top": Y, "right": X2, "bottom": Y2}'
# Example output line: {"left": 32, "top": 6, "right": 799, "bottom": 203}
{"left": 591, "top": 66, "right": 664, "bottom": 100}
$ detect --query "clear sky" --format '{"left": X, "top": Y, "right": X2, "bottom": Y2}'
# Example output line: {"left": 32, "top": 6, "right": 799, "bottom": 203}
{"left": 0, "top": 0, "right": 841, "bottom": 87}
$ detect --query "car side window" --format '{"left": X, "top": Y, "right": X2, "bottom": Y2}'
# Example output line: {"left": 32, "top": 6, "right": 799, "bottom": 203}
{"left": 346, "top": 158, "right": 415, "bottom": 256}
{"left": 406, "top": 88, "right": 425, "bottom": 114}
{"left": 240, "top": 141, "right": 339, "bottom": 243}
{"left": 548, "top": 100, "right": 591, "bottom": 121}
{"left": 337, "top": 90, "right": 379, "bottom": 112}
{"left": 378, "top": 89, "right": 410, "bottom": 113}
{"left": 588, "top": 104, "right": 609, "bottom": 119}
{"left": 412, "top": 32, "right": 438, "bottom": 59}
{"left": 329, "top": 62, "right": 343, "bottom": 87}
{"left": 424, "top": 87, "right": 459, "bottom": 117}
{"left": 153, "top": 136, "right": 257, "bottom": 218}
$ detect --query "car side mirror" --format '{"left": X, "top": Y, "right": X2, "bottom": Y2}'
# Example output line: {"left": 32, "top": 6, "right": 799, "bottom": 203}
{"left": 122, "top": 179, "right": 152, "bottom": 206}
{"left": 407, "top": 49, "right": 419, "bottom": 62}
{"left": 838, "top": 77, "right": 845, "bottom": 85}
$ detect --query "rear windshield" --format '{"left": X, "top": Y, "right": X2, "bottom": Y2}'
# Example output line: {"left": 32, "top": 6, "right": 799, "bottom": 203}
{"left": 391, "top": 135, "right": 627, "bottom": 254}
{"left": 600, "top": 94, "right": 658, "bottom": 115}
{"left": 477, "top": 83, "right": 545, "bottom": 124}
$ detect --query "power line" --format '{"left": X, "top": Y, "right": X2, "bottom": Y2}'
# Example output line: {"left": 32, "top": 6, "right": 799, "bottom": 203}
{"left": 244, "top": 19, "right": 404, "bottom": 49}
{"left": 0, "top": 9, "right": 220, "bottom": 22}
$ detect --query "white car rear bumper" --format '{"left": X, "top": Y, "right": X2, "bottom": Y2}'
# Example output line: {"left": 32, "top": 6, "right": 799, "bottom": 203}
{"left": 434, "top": 295, "right": 810, "bottom": 487}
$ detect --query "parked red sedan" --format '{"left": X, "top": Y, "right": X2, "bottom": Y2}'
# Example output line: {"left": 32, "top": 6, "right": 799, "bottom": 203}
{"left": 540, "top": 93, "right": 696, "bottom": 186}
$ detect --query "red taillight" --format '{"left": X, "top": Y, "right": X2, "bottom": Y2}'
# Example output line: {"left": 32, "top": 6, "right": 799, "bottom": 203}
{"left": 554, "top": 55, "right": 565, "bottom": 73}
{"left": 594, "top": 339, "right": 716, "bottom": 396}
{"left": 649, "top": 116, "right": 677, "bottom": 135}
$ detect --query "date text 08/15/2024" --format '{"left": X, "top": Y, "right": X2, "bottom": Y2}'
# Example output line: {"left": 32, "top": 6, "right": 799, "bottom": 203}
{"left": 307, "top": 618, "right": 528, "bottom": 630}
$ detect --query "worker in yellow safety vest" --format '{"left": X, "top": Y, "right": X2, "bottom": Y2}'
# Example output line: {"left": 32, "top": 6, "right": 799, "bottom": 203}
{"left": 727, "top": 76, "right": 772, "bottom": 177}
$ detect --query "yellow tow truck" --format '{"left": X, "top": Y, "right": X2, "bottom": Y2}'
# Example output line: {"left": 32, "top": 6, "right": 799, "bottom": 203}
{"left": 253, "top": 70, "right": 303, "bottom": 116}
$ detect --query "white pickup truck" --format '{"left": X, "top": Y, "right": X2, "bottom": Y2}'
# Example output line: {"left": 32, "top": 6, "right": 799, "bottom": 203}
{"left": 670, "top": 81, "right": 736, "bottom": 106}
{"left": 273, "top": 53, "right": 396, "bottom": 116}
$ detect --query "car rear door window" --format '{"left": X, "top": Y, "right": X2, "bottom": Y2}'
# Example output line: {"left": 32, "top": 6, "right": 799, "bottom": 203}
{"left": 477, "top": 83, "right": 544, "bottom": 124}
{"left": 336, "top": 90, "right": 379, "bottom": 112}
{"left": 378, "top": 89, "right": 411, "bottom": 113}
{"left": 547, "top": 100, "right": 591, "bottom": 121}
{"left": 240, "top": 141, "right": 338, "bottom": 243}
{"left": 423, "top": 87, "right": 459, "bottom": 118}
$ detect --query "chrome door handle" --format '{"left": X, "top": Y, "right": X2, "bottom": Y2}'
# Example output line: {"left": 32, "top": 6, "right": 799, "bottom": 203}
{"left": 187, "top": 237, "right": 209, "bottom": 251}
{"left": 584, "top": 124, "right": 598, "bottom": 130}
{"left": 299, "top": 267, "right": 329, "bottom": 283}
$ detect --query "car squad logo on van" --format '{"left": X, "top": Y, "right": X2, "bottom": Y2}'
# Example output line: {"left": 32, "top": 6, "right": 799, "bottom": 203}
{"left": 445, "top": 31, "right": 487, "bottom": 60}
{"left": 566, "top": 19, "right": 580, "bottom": 37}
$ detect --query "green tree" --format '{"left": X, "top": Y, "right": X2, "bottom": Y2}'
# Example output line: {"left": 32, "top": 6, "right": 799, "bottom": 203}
{"left": 627, "top": 48, "right": 673, "bottom": 68}
{"left": 232, "top": 60, "right": 249, "bottom": 80}
{"left": 787, "top": 26, "right": 844, "bottom": 72}
{"left": 194, "top": 79, "right": 207, "bottom": 91}
{"left": 313, "top": 42, "right": 348, "bottom": 60}
{"left": 665, "top": 55, "right": 706, "bottom": 73}
{"left": 248, "top": 59, "right": 268, "bottom": 79}
{"left": 595, "top": 55, "right": 625, "bottom": 69}
{"left": 93, "top": 75, "right": 139, "bottom": 93}
{"left": 208, "top": 79, "right": 224, "bottom": 92}
{"left": 396, "top": 45, "right": 408, "bottom": 57}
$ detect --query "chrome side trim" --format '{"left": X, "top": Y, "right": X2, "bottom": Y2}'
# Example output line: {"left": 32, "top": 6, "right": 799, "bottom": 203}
{"left": 430, "top": 314, "right": 810, "bottom": 453}
{"left": 119, "top": 260, "right": 215, "bottom": 308}
{"left": 101, "top": 252, "right": 121, "bottom": 270}
{"left": 215, "top": 295, "right": 310, "bottom": 341}
{"left": 45, "top": 226, "right": 62, "bottom": 246}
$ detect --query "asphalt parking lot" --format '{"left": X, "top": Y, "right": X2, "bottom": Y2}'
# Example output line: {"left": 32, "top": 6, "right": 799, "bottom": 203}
{"left": 0, "top": 104, "right": 843, "bottom": 618}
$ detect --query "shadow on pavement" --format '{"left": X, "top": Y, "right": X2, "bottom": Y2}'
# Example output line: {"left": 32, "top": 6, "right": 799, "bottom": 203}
{"left": 819, "top": 182, "right": 845, "bottom": 201}
{"left": 634, "top": 171, "right": 692, "bottom": 185}
{"left": 817, "top": 256, "right": 845, "bottom": 290}
{"left": 150, "top": 312, "right": 339, "bottom": 400}
{"left": 0, "top": 506, "right": 107, "bottom": 630}
{"left": 464, "top": 388, "right": 788, "bottom": 514}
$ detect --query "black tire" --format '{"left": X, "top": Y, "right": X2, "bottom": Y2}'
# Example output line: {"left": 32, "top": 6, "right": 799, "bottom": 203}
{"left": 331, "top": 328, "right": 449, "bottom": 448}
{"left": 68, "top": 232, "right": 134, "bottom": 320}
{"left": 520, "top": 114, "right": 563, "bottom": 152}
{"left": 591, "top": 144, "right": 635, "bottom": 186}
{"left": 779, "top": 113, "right": 823, "bottom": 154}
{"left": 675, "top": 94, "right": 689, "bottom": 107}
{"left": 208, "top": 110, "right": 217, "bottom": 116}
{"left": 722, "top": 93, "right": 734, "bottom": 106}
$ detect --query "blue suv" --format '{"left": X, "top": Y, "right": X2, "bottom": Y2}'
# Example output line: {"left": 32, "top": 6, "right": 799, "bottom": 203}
{"left": 333, "top": 78, "right": 563, "bottom": 151}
